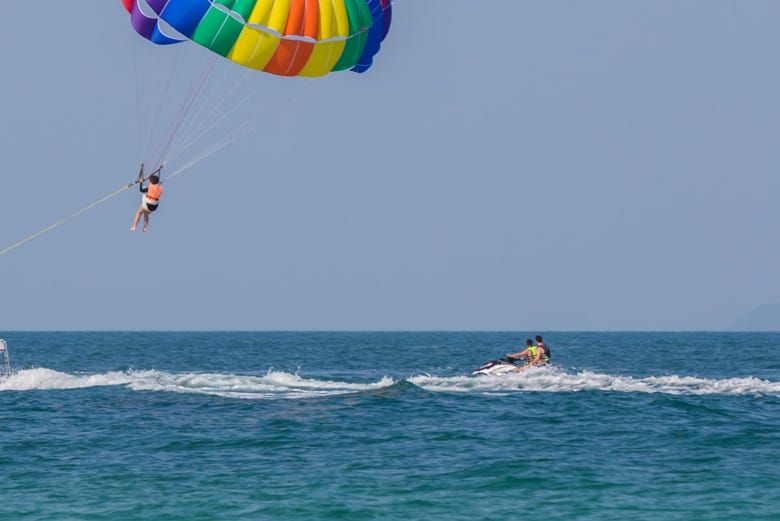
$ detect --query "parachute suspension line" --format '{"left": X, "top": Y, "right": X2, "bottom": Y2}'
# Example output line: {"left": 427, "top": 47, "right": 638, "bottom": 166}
{"left": 175, "top": 65, "right": 250, "bottom": 141}
{"left": 149, "top": 54, "right": 218, "bottom": 171}
{"left": 161, "top": 53, "right": 221, "bottom": 160}
{"left": 169, "top": 69, "right": 252, "bottom": 161}
{"left": 172, "top": 62, "right": 235, "bottom": 151}
{"left": 130, "top": 34, "right": 148, "bottom": 163}
{"left": 165, "top": 123, "right": 251, "bottom": 183}
{"left": 147, "top": 49, "right": 214, "bottom": 169}
{"left": 168, "top": 91, "right": 256, "bottom": 165}
{"left": 143, "top": 46, "right": 185, "bottom": 164}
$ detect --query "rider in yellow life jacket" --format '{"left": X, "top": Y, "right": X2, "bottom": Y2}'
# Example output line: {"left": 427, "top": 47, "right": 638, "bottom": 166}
{"left": 507, "top": 338, "right": 550, "bottom": 372}
{"left": 130, "top": 164, "right": 164, "bottom": 233}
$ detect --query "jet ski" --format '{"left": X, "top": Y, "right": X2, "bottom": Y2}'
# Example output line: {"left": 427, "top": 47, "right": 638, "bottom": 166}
{"left": 472, "top": 357, "right": 526, "bottom": 376}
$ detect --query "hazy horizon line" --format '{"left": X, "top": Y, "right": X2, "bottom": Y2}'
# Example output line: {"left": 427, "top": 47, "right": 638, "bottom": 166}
{"left": 2, "top": 329, "right": 779, "bottom": 334}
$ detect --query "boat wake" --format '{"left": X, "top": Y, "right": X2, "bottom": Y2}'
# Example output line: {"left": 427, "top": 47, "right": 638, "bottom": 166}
{"left": 0, "top": 368, "right": 395, "bottom": 400}
{"left": 1, "top": 366, "right": 778, "bottom": 398}
{"left": 411, "top": 366, "right": 780, "bottom": 396}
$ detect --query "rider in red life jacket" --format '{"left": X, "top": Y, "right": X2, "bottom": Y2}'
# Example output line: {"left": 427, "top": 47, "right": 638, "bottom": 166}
{"left": 130, "top": 165, "right": 164, "bottom": 233}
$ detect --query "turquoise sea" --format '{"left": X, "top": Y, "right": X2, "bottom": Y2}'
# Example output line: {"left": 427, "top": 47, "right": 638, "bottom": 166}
{"left": 1, "top": 332, "right": 779, "bottom": 520}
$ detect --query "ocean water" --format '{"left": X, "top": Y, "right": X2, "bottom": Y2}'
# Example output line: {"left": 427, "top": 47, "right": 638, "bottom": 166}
{"left": 1, "top": 332, "right": 779, "bottom": 520}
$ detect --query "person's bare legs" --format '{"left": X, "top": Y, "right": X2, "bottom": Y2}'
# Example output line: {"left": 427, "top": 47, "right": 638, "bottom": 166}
{"left": 130, "top": 205, "right": 146, "bottom": 231}
{"left": 142, "top": 212, "right": 150, "bottom": 232}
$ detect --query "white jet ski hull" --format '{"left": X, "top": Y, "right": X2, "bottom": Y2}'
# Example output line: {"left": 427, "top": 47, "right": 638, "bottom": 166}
{"left": 472, "top": 360, "right": 522, "bottom": 376}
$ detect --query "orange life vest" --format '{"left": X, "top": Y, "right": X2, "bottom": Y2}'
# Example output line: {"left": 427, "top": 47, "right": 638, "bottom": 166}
{"left": 147, "top": 183, "right": 163, "bottom": 201}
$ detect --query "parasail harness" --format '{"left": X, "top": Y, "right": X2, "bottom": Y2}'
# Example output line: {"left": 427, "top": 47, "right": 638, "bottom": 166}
{"left": 135, "top": 163, "right": 164, "bottom": 186}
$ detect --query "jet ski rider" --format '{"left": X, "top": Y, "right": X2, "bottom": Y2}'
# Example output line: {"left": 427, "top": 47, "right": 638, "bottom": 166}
{"left": 507, "top": 338, "right": 550, "bottom": 372}
{"left": 535, "top": 335, "right": 551, "bottom": 361}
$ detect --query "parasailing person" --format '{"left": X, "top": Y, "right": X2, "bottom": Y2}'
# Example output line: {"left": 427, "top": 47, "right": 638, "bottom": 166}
{"left": 130, "top": 164, "right": 164, "bottom": 232}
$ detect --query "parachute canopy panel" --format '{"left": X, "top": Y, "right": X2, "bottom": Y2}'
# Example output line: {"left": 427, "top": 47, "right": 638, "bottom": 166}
{"left": 122, "top": 0, "right": 393, "bottom": 77}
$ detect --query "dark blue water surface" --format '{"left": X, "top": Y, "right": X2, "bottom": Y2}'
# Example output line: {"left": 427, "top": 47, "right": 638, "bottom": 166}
{"left": 1, "top": 332, "right": 779, "bottom": 520}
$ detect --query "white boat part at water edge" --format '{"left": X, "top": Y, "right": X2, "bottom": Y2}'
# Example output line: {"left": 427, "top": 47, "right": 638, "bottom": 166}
{"left": 0, "top": 339, "right": 10, "bottom": 379}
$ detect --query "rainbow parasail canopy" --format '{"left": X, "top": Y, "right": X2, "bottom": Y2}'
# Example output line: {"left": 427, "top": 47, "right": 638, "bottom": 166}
{"left": 122, "top": 0, "right": 393, "bottom": 77}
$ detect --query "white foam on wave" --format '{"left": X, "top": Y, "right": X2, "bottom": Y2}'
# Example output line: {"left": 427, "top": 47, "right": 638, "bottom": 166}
{"left": 0, "top": 368, "right": 135, "bottom": 391}
{"left": 409, "top": 366, "right": 780, "bottom": 396}
{"left": 126, "top": 370, "right": 395, "bottom": 399}
{"left": 3, "top": 367, "right": 777, "bottom": 398}
{"left": 0, "top": 368, "right": 395, "bottom": 400}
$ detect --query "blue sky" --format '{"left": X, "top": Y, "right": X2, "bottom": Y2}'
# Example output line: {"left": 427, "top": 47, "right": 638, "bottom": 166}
{"left": 1, "top": 1, "right": 778, "bottom": 330}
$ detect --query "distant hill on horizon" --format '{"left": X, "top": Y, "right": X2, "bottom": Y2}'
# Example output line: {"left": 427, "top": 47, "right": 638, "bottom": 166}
{"left": 730, "top": 303, "right": 780, "bottom": 331}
